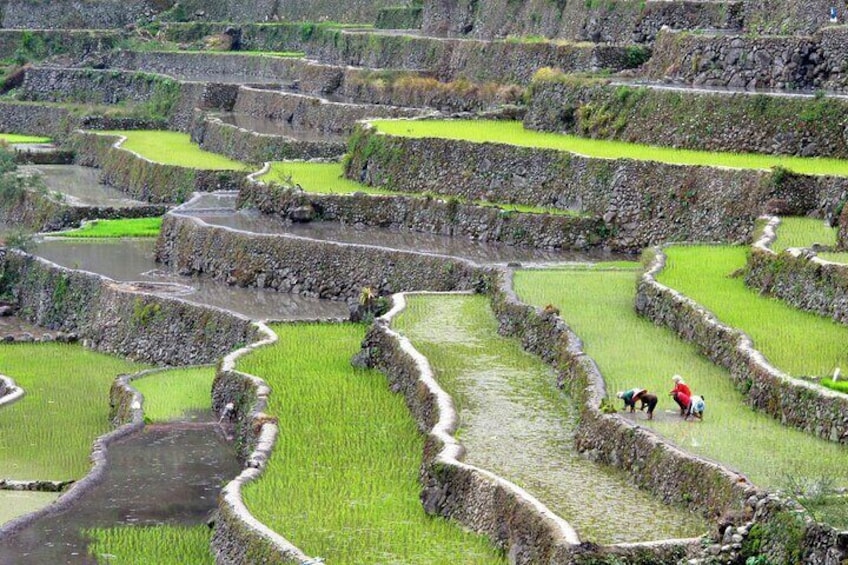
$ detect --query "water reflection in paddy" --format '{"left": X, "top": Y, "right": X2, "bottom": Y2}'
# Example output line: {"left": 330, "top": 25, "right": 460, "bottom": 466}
{"left": 19, "top": 166, "right": 150, "bottom": 209}
{"left": 33, "top": 238, "right": 349, "bottom": 321}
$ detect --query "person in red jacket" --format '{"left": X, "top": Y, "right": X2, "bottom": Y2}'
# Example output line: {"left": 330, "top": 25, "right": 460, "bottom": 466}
{"left": 669, "top": 375, "right": 692, "bottom": 415}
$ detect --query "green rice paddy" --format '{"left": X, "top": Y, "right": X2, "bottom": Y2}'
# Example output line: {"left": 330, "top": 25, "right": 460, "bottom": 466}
{"left": 235, "top": 322, "right": 504, "bottom": 564}
{"left": 369, "top": 120, "right": 848, "bottom": 177}
{"left": 0, "top": 343, "right": 150, "bottom": 480}
{"left": 131, "top": 367, "right": 214, "bottom": 423}
{"left": 98, "top": 131, "right": 250, "bottom": 171}
{"left": 86, "top": 525, "right": 214, "bottom": 565}
{"left": 771, "top": 217, "right": 837, "bottom": 252}
{"left": 514, "top": 266, "right": 848, "bottom": 491}
{"left": 658, "top": 245, "right": 848, "bottom": 378}
{"left": 59, "top": 217, "right": 163, "bottom": 238}
{"left": 0, "top": 491, "right": 60, "bottom": 525}
{"left": 262, "top": 161, "right": 578, "bottom": 215}
{"left": 392, "top": 294, "right": 707, "bottom": 543}
{"left": 0, "top": 133, "right": 51, "bottom": 144}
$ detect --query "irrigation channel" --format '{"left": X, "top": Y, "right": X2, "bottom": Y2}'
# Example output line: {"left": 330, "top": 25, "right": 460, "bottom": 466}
{"left": 392, "top": 293, "right": 708, "bottom": 544}
{"left": 0, "top": 413, "right": 239, "bottom": 564}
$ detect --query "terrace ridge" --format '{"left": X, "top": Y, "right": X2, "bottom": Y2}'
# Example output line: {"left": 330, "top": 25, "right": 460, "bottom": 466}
{"left": 0, "top": 374, "right": 24, "bottom": 408}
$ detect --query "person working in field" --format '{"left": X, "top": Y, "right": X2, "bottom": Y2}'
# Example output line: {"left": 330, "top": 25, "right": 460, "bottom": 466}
{"left": 616, "top": 388, "right": 658, "bottom": 419}
{"left": 669, "top": 375, "right": 692, "bottom": 415}
{"left": 685, "top": 395, "right": 706, "bottom": 421}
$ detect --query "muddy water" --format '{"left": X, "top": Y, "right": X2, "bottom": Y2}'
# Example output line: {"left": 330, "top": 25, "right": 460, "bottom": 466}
{"left": 217, "top": 113, "right": 348, "bottom": 143}
{"left": 393, "top": 294, "right": 709, "bottom": 544}
{"left": 190, "top": 209, "right": 621, "bottom": 265}
{"left": 19, "top": 166, "right": 150, "bottom": 208}
{"left": 33, "top": 238, "right": 349, "bottom": 320}
{"left": 0, "top": 420, "right": 239, "bottom": 564}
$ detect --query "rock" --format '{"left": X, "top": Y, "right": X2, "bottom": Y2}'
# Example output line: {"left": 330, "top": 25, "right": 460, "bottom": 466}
{"left": 0, "top": 305, "right": 14, "bottom": 316}
{"left": 290, "top": 204, "right": 317, "bottom": 223}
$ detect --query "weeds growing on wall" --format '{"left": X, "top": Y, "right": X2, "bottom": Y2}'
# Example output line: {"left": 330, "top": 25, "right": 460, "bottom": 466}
{"left": 0, "top": 343, "right": 150, "bottom": 480}
{"left": 514, "top": 267, "right": 848, "bottom": 494}
{"left": 369, "top": 119, "right": 848, "bottom": 177}
{"left": 235, "top": 322, "right": 504, "bottom": 564}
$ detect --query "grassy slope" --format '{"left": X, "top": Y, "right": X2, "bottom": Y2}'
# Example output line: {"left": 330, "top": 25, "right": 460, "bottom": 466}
{"left": 262, "top": 161, "right": 579, "bottom": 215}
{"left": 772, "top": 217, "right": 837, "bottom": 251}
{"left": 132, "top": 367, "right": 214, "bottom": 423}
{"left": 0, "top": 343, "right": 150, "bottom": 480}
{"left": 100, "top": 131, "right": 250, "bottom": 170}
{"left": 236, "top": 322, "right": 504, "bottom": 564}
{"left": 370, "top": 120, "right": 848, "bottom": 177}
{"left": 0, "top": 134, "right": 51, "bottom": 144}
{"left": 659, "top": 245, "right": 848, "bottom": 378}
{"left": 59, "top": 217, "right": 163, "bottom": 238}
{"left": 393, "top": 294, "right": 707, "bottom": 543}
{"left": 514, "top": 267, "right": 848, "bottom": 490}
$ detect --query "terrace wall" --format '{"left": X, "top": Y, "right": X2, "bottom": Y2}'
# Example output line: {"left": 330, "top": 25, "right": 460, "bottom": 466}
{"left": 238, "top": 180, "right": 607, "bottom": 250}
{"left": 0, "top": 185, "right": 166, "bottom": 233}
{"left": 644, "top": 27, "right": 848, "bottom": 91}
{"left": 231, "top": 86, "right": 421, "bottom": 137}
{"left": 211, "top": 325, "right": 312, "bottom": 565}
{"left": 422, "top": 0, "right": 741, "bottom": 44}
{"left": 636, "top": 247, "right": 848, "bottom": 445}
{"left": 190, "top": 113, "right": 345, "bottom": 164}
{"left": 0, "top": 30, "right": 123, "bottom": 61}
{"left": 524, "top": 77, "right": 848, "bottom": 159}
{"left": 358, "top": 294, "right": 701, "bottom": 563}
{"left": 0, "top": 0, "right": 166, "bottom": 29}
{"left": 68, "top": 132, "right": 247, "bottom": 204}
{"left": 0, "top": 101, "right": 166, "bottom": 140}
{"left": 154, "top": 212, "right": 494, "bottom": 301}
{"left": 0, "top": 248, "right": 258, "bottom": 365}
{"left": 745, "top": 219, "right": 848, "bottom": 325}
{"left": 345, "top": 125, "right": 847, "bottom": 251}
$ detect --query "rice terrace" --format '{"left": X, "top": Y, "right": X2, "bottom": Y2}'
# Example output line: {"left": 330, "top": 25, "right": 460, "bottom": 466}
{"left": 3, "top": 1, "right": 848, "bottom": 564}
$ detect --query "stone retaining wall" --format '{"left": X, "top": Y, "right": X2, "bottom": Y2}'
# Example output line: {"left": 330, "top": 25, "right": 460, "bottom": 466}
{"left": 232, "top": 86, "right": 422, "bottom": 137}
{"left": 210, "top": 323, "right": 312, "bottom": 565}
{"left": 238, "top": 178, "right": 607, "bottom": 249}
{"left": 0, "top": 184, "right": 165, "bottom": 233}
{"left": 68, "top": 131, "right": 247, "bottom": 204}
{"left": 525, "top": 76, "right": 848, "bottom": 158}
{"left": 345, "top": 124, "right": 847, "bottom": 251}
{"left": 423, "top": 0, "right": 741, "bottom": 44}
{"left": 190, "top": 112, "right": 345, "bottom": 164}
{"left": 0, "top": 248, "right": 258, "bottom": 365}
{"left": 645, "top": 27, "right": 848, "bottom": 91}
{"left": 0, "top": 29, "right": 123, "bottom": 61}
{"left": 745, "top": 216, "right": 848, "bottom": 325}
{"left": 375, "top": 6, "right": 423, "bottom": 30}
{"left": 154, "top": 211, "right": 494, "bottom": 301}
{"left": 636, "top": 246, "right": 848, "bottom": 445}
{"left": 308, "top": 29, "right": 641, "bottom": 84}
{"left": 0, "top": 0, "right": 165, "bottom": 28}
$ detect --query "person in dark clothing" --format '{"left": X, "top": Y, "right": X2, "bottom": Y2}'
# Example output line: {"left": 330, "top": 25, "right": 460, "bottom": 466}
{"left": 617, "top": 388, "right": 658, "bottom": 419}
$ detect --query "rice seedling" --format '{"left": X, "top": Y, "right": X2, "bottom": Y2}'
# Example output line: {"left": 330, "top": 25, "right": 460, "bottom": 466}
{"left": 57, "top": 217, "right": 163, "bottom": 238}
{"left": 658, "top": 245, "right": 848, "bottom": 378}
{"left": 236, "top": 322, "right": 504, "bottom": 564}
{"left": 514, "top": 267, "right": 848, "bottom": 497}
{"left": 86, "top": 525, "right": 214, "bottom": 565}
{"left": 369, "top": 120, "right": 848, "bottom": 177}
{"left": 0, "top": 134, "right": 51, "bottom": 144}
{"left": 0, "top": 491, "right": 59, "bottom": 525}
{"left": 98, "top": 131, "right": 250, "bottom": 171}
{"left": 0, "top": 343, "right": 150, "bottom": 480}
{"left": 771, "top": 217, "right": 837, "bottom": 251}
{"left": 262, "top": 160, "right": 580, "bottom": 215}
{"left": 131, "top": 367, "right": 215, "bottom": 423}
{"left": 816, "top": 251, "right": 848, "bottom": 264}
{"left": 393, "top": 294, "right": 708, "bottom": 543}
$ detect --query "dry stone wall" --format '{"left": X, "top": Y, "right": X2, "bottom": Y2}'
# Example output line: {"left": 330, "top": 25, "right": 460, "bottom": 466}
{"left": 345, "top": 125, "right": 845, "bottom": 251}
{"left": 154, "top": 212, "right": 494, "bottom": 301}
{"left": 525, "top": 77, "right": 848, "bottom": 158}
{"left": 238, "top": 179, "right": 607, "bottom": 250}
{"left": 636, "top": 247, "right": 848, "bottom": 445}
{"left": 69, "top": 132, "right": 247, "bottom": 204}
{"left": 645, "top": 27, "right": 848, "bottom": 91}
{"left": 0, "top": 249, "right": 257, "bottom": 365}
{"left": 0, "top": 0, "right": 166, "bottom": 29}
{"left": 423, "top": 0, "right": 741, "bottom": 44}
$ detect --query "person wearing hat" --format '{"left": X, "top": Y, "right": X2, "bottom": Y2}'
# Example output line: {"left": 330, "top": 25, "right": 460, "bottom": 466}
{"left": 669, "top": 375, "right": 692, "bottom": 416}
